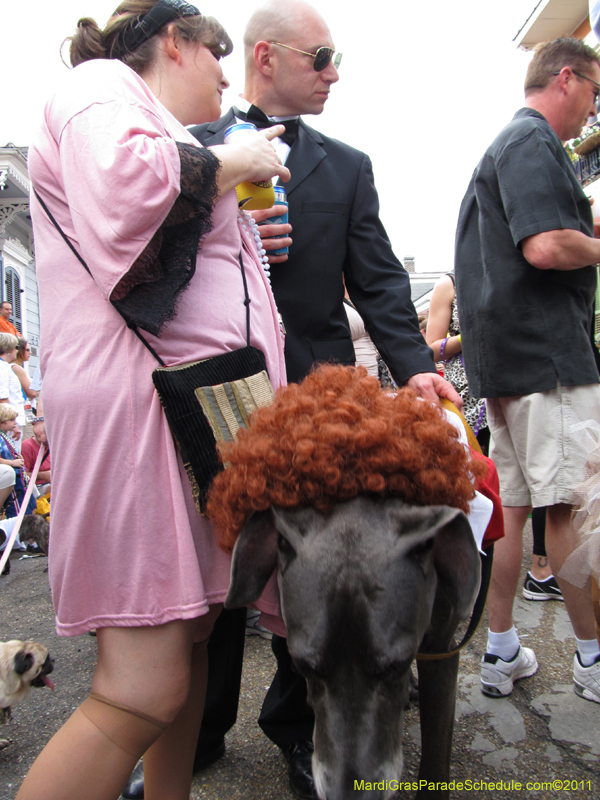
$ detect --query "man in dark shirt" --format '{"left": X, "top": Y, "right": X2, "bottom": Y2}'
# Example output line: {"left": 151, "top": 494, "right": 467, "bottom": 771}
{"left": 455, "top": 37, "right": 600, "bottom": 704}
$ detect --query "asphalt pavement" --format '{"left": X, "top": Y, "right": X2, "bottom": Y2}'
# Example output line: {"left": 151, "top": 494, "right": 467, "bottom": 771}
{"left": 1, "top": 522, "right": 599, "bottom": 800}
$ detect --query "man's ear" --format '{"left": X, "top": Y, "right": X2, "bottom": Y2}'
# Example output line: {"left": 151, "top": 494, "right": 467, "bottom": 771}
{"left": 254, "top": 41, "right": 274, "bottom": 77}
{"left": 555, "top": 65, "right": 574, "bottom": 97}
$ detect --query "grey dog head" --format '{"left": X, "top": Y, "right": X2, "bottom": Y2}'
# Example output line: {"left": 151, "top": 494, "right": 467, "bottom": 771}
{"left": 226, "top": 496, "right": 480, "bottom": 800}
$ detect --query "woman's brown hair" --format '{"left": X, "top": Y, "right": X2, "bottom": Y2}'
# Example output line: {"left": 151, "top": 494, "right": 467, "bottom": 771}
{"left": 16, "top": 338, "right": 29, "bottom": 360}
{"left": 67, "top": 0, "right": 232, "bottom": 73}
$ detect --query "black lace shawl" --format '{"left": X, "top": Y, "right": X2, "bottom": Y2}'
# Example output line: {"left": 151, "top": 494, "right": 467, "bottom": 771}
{"left": 110, "top": 142, "right": 220, "bottom": 336}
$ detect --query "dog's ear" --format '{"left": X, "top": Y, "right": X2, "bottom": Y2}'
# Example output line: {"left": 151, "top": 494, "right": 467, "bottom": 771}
{"left": 14, "top": 651, "right": 34, "bottom": 675}
{"left": 225, "top": 508, "right": 279, "bottom": 609}
{"left": 432, "top": 508, "right": 481, "bottom": 620}
{"left": 416, "top": 506, "right": 481, "bottom": 653}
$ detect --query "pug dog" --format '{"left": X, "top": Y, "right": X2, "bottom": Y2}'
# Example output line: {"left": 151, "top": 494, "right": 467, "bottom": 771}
{"left": 0, "top": 640, "right": 54, "bottom": 747}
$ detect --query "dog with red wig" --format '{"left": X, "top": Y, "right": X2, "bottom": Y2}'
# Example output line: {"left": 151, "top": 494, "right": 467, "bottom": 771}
{"left": 208, "top": 365, "right": 487, "bottom": 800}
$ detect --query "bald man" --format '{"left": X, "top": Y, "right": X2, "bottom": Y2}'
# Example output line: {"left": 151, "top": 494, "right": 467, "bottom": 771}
{"left": 123, "top": 3, "right": 458, "bottom": 799}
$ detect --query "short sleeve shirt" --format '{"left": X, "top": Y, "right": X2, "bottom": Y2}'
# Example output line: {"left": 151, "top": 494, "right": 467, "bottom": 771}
{"left": 455, "top": 107, "right": 599, "bottom": 398}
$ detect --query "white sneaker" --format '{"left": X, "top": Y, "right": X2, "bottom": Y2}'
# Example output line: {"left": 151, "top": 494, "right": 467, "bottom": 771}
{"left": 481, "top": 646, "right": 538, "bottom": 697}
{"left": 245, "top": 609, "right": 273, "bottom": 640}
{"left": 573, "top": 652, "right": 600, "bottom": 704}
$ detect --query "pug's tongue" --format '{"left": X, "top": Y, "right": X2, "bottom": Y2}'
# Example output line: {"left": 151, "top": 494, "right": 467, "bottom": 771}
{"left": 40, "top": 675, "right": 55, "bottom": 691}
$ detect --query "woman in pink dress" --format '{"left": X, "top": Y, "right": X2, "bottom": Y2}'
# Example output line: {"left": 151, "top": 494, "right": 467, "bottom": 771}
{"left": 21, "top": 2, "right": 289, "bottom": 799}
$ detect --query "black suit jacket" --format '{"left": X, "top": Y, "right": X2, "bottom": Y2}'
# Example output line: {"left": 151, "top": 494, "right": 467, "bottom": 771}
{"left": 190, "top": 109, "right": 435, "bottom": 384}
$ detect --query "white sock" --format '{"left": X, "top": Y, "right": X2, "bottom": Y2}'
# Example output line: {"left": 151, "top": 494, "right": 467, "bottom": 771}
{"left": 487, "top": 627, "right": 520, "bottom": 661}
{"left": 575, "top": 637, "right": 600, "bottom": 667}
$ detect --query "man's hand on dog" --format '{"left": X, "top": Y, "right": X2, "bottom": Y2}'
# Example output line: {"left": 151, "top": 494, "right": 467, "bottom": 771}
{"left": 405, "top": 372, "right": 464, "bottom": 410}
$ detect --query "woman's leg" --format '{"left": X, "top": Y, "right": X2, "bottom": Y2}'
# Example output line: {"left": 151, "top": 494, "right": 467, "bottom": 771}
{"left": 144, "top": 605, "right": 222, "bottom": 800}
{"left": 15, "top": 614, "right": 216, "bottom": 800}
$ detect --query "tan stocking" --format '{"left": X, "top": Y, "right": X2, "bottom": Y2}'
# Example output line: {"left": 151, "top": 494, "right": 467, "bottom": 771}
{"left": 143, "top": 632, "right": 212, "bottom": 799}
{"left": 15, "top": 694, "right": 167, "bottom": 800}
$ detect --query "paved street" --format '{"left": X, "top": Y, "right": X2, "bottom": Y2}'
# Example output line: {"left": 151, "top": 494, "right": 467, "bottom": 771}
{"left": 1, "top": 522, "right": 599, "bottom": 799}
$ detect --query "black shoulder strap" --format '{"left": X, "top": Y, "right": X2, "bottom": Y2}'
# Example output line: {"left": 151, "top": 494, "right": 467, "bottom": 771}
{"left": 34, "top": 188, "right": 255, "bottom": 363}
{"left": 33, "top": 188, "right": 166, "bottom": 366}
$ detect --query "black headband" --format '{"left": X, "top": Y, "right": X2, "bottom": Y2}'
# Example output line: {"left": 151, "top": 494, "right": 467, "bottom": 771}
{"left": 112, "top": 0, "right": 201, "bottom": 58}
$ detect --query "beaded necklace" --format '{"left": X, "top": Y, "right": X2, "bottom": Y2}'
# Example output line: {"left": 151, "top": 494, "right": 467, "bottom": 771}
{"left": 237, "top": 210, "right": 286, "bottom": 337}
{"left": 0, "top": 430, "right": 28, "bottom": 487}
{"left": 237, "top": 210, "right": 271, "bottom": 285}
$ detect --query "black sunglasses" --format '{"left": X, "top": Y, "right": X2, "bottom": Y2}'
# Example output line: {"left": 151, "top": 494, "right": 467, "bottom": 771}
{"left": 270, "top": 42, "right": 342, "bottom": 72}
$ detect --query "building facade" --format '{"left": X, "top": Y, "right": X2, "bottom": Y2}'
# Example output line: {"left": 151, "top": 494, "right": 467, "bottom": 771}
{"left": 0, "top": 145, "right": 39, "bottom": 374}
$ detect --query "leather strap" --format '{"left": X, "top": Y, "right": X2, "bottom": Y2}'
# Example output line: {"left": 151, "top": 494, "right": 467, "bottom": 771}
{"left": 33, "top": 189, "right": 252, "bottom": 363}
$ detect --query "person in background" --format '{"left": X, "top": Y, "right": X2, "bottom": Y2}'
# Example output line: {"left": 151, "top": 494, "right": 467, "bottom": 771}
{"left": 343, "top": 299, "right": 379, "bottom": 379}
{"left": 426, "top": 272, "right": 489, "bottom": 454}
{"left": 29, "top": 364, "right": 43, "bottom": 417}
{"left": 0, "top": 333, "right": 25, "bottom": 449}
{"left": 0, "top": 404, "right": 36, "bottom": 517}
{"left": 0, "top": 302, "right": 20, "bottom": 337}
{"left": 13, "top": 338, "right": 38, "bottom": 429}
{"left": 13, "top": 339, "right": 38, "bottom": 400}
{"left": 21, "top": 417, "right": 51, "bottom": 497}
{"left": 455, "top": 37, "right": 600, "bottom": 702}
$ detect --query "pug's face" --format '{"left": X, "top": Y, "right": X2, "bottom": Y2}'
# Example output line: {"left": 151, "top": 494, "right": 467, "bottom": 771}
{"left": 0, "top": 640, "right": 54, "bottom": 714}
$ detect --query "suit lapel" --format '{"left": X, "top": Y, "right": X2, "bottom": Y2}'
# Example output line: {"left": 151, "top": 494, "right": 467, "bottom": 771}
{"left": 278, "top": 121, "right": 326, "bottom": 195}
{"left": 197, "top": 111, "right": 327, "bottom": 196}
{"left": 199, "top": 108, "right": 237, "bottom": 145}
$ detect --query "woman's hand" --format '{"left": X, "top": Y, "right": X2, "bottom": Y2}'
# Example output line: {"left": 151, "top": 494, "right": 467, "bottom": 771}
{"left": 243, "top": 126, "right": 291, "bottom": 184}
{"left": 11, "top": 457, "right": 24, "bottom": 469}
{"left": 210, "top": 125, "right": 291, "bottom": 197}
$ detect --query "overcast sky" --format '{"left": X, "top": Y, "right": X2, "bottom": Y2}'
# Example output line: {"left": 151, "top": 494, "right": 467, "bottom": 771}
{"left": 2, "top": 1, "right": 543, "bottom": 271}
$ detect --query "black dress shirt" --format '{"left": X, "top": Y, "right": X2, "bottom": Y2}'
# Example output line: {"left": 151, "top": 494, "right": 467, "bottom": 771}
{"left": 455, "top": 107, "right": 599, "bottom": 398}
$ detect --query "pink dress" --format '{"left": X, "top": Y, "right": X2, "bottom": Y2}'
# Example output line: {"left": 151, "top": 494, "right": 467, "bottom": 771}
{"left": 28, "top": 60, "right": 286, "bottom": 637}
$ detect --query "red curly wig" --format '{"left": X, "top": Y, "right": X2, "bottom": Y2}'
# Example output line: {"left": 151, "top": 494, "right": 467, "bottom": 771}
{"left": 207, "top": 365, "right": 486, "bottom": 553}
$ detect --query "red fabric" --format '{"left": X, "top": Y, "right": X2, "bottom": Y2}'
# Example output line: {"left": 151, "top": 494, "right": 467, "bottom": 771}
{"left": 21, "top": 437, "right": 51, "bottom": 483}
{"left": 471, "top": 449, "right": 504, "bottom": 546}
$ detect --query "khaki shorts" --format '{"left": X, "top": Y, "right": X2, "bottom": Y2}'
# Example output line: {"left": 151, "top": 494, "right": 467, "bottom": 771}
{"left": 486, "top": 382, "right": 600, "bottom": 508}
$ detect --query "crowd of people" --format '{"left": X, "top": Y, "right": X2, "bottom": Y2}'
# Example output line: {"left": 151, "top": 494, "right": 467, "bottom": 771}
{"left": 0, "top": 328, "right": 48, "bottom": 569}
{"left": 3, "top": 1, "right": 600, "bottom": 799}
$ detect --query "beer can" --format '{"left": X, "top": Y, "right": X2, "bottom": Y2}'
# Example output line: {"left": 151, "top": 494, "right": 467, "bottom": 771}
{"left": 258, "top": 185, "right": 289, "bottom": 255}
{"left": 223, "top": 123, "right": 275, "bottom": 210}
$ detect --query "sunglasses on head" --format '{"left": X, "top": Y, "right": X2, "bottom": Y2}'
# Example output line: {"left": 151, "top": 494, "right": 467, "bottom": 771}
{"left": 270, "top": 42, "right": 342, "bottom": 71}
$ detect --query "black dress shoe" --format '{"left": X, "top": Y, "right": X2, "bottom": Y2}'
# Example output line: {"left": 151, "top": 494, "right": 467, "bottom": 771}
{"left": 283, "top": 741, "right": 317, "bottom": 800}
{"left": 122, "top": 760, "right": 144, "bottom": 799}
{"left": 193, "top": 738, "right": 225, "bottom": 772}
